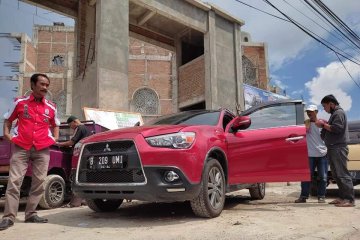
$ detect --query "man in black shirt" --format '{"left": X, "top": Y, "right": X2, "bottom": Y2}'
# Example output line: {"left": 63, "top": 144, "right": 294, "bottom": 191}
{"left": 57, "top": 115, "right": 90, "bottom": 207}
{"left": 317, "top": 94, "right": 355, "bottom": 207}
{"left": 57, "top": 116, "right": 90, "bottom": 147}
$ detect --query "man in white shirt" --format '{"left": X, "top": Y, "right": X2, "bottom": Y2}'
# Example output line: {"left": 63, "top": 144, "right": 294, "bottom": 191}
{"left": 295, "top": 105, "right": 328, "bottom": 203}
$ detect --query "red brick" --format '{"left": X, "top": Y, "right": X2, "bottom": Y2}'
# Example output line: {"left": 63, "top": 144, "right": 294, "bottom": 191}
{"left": 38, "top": 43, "right": 51, "bottom": 53}
{"left": 53, "top": 32, "right": 67, "bottom": 42}
{"left": 178, "top": 56, "right": 205, "bottom": 104}
{"left": 52, "top": 43, "right": 67, "bottom": 53}
{"left": 38, "top": 31, "right": 52, "bottom": 42}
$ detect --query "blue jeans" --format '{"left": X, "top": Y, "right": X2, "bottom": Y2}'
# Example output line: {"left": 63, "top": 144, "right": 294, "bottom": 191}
{"left": 300, "top": 156, "right": 328, "bottom": 198}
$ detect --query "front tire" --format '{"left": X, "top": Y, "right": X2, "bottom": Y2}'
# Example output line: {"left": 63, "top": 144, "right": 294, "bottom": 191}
{"left": 190, "top": 158, "right": 226, "bottom": 218}
{"left": 86, "top": 199, "right": 123, "bottom": 212}
{"left": 249, "top": 183, "right": 266, "bottom": 200}
{"left": 39, "top": 175, "right": 65, "bottom": 209}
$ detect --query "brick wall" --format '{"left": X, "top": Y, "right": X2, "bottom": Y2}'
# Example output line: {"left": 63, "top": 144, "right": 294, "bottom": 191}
{"left": 178, "top": 55, "right": 205, "bottom": 105}
{"left": 243, "top": 45, "right": 268, "bottom": 90}
{"left": 22, "top": 77, "right": 64, "bottom": 98}
{"left": 36, "top": 28, "right": 74, "bottom": 74}
{"left": 25, "top": 42, "right": 36, "bottom": 70}
{"left": 128, "top": 37, "right": 174, "bottom": 116}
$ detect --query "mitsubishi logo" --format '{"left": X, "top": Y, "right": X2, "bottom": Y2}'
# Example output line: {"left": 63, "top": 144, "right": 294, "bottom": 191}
{"left": 103, "top": 143, "right": 111, "bottom": 152}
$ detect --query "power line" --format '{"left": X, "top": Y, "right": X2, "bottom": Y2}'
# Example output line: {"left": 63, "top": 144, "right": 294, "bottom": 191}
{"left": 313, "top": 0, "right": 360, "bottom": 44}
{"left": 261, "top": 0, "right": 360, "bottom": 66}
{"left": 303, "top": 0, "right": 360, "bottom": 50}
{"left": 284, "top": 0, "right": 360, "bottom": 56}
{"left": 262, "top": 0, "right": 360, "bottom": 90}
{"left": 233, "top": 0, "right": 290, "bottom": 22}
{"left": 233, "top": 0, "right": 360, "bottom": 66}
{"left": 335, "top": 53, "right": 360, "bottom": 89}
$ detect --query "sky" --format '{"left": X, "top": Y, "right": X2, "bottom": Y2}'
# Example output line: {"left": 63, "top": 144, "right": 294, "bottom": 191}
{"left": 208, "top": 0, "right": 360, "bottom": 121}
{"left": 0, "top": 0, "right": 359, "bottom": 126}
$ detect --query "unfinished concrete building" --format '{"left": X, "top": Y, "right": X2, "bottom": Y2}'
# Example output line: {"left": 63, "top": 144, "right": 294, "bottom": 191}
{"left": 21, "top": 0, "right": 268, "bottom": 120}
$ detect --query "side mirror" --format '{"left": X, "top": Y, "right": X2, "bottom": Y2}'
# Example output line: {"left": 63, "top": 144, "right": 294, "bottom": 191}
{"left": 230, "top": 116, "right": 251, "bottom": 132}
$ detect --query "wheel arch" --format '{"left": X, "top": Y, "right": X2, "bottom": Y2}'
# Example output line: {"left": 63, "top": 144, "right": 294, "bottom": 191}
{"left": 47, "top": 167, "right": 66, "bottom": 180}
{"left": 205, "top": 147, "right": 228, "bottom": 185}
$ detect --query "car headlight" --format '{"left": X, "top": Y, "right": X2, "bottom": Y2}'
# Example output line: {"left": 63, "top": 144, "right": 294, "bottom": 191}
{"left": 73, "top": 142, "right": 83, "bottom": 157}
{"left": 145, "top": 132, "right": 195, "bottom": 149}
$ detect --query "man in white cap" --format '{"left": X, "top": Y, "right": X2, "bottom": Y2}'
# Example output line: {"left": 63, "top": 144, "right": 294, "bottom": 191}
{"left": 295, "top": 104, "right": 328, "bottom": 203}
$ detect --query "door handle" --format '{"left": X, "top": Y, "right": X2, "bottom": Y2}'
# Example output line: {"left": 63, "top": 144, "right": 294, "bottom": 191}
{"left": 285, "top": 136, "right": 304, "bottom": 142}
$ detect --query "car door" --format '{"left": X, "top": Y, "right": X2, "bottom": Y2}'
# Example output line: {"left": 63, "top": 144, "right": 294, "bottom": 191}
{"left": 226, "top": 102, "right": 309, "bottom": 184}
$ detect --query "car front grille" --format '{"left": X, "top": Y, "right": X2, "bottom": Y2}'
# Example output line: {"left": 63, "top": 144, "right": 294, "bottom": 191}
{"left": 77, "top": 140, "right": 145, "bottom": 184}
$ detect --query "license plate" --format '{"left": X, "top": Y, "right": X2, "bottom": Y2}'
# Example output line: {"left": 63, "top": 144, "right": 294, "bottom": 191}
{"left": 88, "top": 155, "right": 127, "bottom": 170}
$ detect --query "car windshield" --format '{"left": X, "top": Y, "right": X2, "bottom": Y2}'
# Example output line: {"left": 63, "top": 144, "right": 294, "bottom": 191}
{"left": 147, "top": 111, "right": 220, "bottom": 126}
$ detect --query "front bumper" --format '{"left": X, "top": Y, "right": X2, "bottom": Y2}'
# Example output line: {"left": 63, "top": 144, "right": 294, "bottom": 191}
{"left": 73, "top": 166, "right": 201, "bottom": 202}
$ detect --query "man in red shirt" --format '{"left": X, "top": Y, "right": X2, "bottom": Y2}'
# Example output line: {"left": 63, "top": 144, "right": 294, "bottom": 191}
{"left": 0, "top": 73, "right": 60, "bottom": 231}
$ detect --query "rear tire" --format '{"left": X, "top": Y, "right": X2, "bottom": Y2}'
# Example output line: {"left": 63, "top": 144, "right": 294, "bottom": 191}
{"left": 39, "top": 175, "right": 65, "bottom": 209}
{"left": 86, "top": 199, "right": 123, "bottom": 212}
{"left": 190, "top": 158, "right": 225, "bottom": 218}
{"left": 249, "top": 183, "right": 266, "bottom": 200}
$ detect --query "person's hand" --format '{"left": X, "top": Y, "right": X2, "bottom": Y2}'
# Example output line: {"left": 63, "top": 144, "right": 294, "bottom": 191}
{"left": 4, "top": 133, "right": 12, "bottom": 142}
{"left": 315, "top": 119, "right": 325, "bottom": 128}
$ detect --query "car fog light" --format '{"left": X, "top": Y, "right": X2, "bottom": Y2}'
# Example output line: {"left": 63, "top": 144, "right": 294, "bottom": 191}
{"left": 164, "top": 171, "right": 179, "bottom": 182}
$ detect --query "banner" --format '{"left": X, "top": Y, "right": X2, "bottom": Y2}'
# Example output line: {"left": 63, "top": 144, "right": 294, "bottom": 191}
{"left": 83, "top": 107, "right": 143, "bottom": 130}
{"left": 244, "top": 84, "right": 289, "bottom": 110}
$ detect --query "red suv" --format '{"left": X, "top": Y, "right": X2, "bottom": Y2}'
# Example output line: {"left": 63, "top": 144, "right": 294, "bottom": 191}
{"left": 73, "top": 100, "right": 309, "bottom": 218}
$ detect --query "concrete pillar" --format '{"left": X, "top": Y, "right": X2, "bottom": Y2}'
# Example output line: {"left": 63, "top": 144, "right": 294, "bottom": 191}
{"left": 66, "top": 51, "right": 74, "bottom": 115}
{"left": 172, "top": 43, "right": 179, "bottom": 112}
{"left": 204, "top": 11, "right": 217, "bottom": 110}
{"left": 96, "top": 0, "right": 129, "bottom": 111}
{"left": 234, "top": 23, "right": 245, "bottom": 112}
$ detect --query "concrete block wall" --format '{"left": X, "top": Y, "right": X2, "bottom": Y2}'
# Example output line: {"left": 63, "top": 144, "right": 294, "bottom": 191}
{"left": 178, "top": 55, "right": 205, "bottom": 107}
{"left": 214, "top": 15, "right": 238, "bottom": 110}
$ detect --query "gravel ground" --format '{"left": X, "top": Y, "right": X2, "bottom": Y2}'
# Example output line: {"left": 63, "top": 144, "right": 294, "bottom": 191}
{"left": 0, "top": 183, "right": 359, "bottom": 240}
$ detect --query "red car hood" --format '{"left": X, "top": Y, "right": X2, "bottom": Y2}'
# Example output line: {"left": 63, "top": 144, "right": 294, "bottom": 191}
{"left": 82, "top": 125, "right": 186, "bottom": 143}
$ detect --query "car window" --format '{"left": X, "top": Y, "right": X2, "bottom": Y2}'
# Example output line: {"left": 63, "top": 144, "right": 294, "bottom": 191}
{"left": 246, "top": 103, "right": 297, "bottom": 130}
{"left": 222, "top": 114, "right": 234, "bottom": 130}
{"left": 148, "top": 111, "right": 220, "bottom": 126}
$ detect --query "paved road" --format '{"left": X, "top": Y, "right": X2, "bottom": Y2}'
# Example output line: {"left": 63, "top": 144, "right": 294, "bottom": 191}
{"left": 0, "top": 184, "right": 359, "bottom": 240}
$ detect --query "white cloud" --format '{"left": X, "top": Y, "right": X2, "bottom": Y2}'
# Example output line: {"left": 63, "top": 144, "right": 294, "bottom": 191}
{"left": 305, "top": 58, "right": 360, "bottom": 115}
{"left": 269, "top": 74, "right": 288, "bottom": 89}
{"left": 273, "top": 79, "right": 287, "bottom": 90}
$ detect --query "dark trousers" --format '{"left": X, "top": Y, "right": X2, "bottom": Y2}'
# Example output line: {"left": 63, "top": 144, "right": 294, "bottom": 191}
{"left": 327, "top": 146, "right": 355, "bottom": 203}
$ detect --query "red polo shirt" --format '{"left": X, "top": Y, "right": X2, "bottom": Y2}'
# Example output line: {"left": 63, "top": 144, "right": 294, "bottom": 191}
{"left": 3, "top": 94, "right": 60, "bottom": 150}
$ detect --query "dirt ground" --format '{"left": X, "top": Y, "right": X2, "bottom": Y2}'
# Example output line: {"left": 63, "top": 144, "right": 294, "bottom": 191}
{"left": 0, "top": 183, "right": 359, "bottom": 240}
